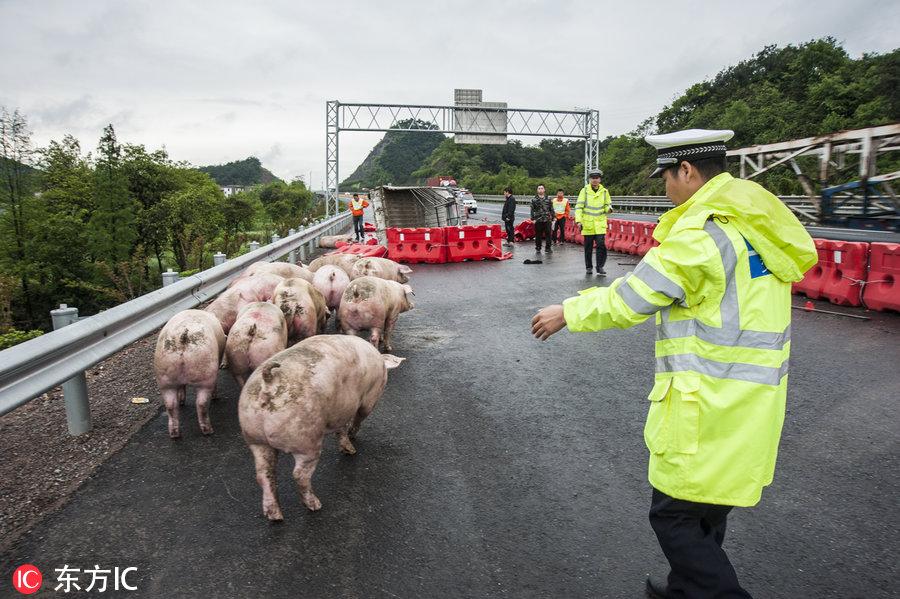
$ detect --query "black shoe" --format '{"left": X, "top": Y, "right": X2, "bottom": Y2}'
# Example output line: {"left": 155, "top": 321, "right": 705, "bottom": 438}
{"left": 545, "top": 248, "right": 553, "bottom": 253}
{"left": 645, "top": 576, "right": 668, "bottom": 598}
{"left": 596, "top": 268, "right": 607, "bottom": 276}
{"left": 586, "top": 269, "right": 593, "bottom": 275}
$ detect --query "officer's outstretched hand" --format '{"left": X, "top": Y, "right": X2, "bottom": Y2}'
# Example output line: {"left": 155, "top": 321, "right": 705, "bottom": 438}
{"left": 532, "top": 305, "right": 566, "bottom": 340}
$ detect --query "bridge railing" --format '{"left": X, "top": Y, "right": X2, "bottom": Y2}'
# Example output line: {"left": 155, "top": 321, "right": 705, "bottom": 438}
{"left": 0, "top": 212, "right": 352, "bottom": 430}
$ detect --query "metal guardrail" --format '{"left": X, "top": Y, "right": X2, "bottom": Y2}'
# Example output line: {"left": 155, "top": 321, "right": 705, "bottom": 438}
{"left": 0, "top": 212, "right": 352, "bottom": 422}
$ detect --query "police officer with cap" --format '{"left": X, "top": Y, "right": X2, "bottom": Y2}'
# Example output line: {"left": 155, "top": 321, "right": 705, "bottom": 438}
{"left": 574, "top": 168, "right": 612, "bottom": 275}
{"left": 532, "top": 129, "right": 817, "bottom": 598}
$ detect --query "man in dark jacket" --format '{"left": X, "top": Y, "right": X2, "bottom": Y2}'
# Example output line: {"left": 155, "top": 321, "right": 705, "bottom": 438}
{"left": 501, "top": 186, "right": 517, "bottom": 244}
{"left": 530, "top": 184, "right": 553, "bottom": 253}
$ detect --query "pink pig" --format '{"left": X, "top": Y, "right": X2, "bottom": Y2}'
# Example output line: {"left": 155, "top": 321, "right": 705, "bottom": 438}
{"left": 272, "top": 277, "right": 329, "bottom": 342}
{"left": 350, "top": 257, "right": 412, "bottom": 283}
{"left": 338, "top": 276, "right": 414, "bottom": 351}
{"left": 312, "top": 265, "right": 351, "bottom": 315}
{"left": 238, "top": 334, "right": 404, "bottom": 519}
{"left": 225, "top": 302, "right": 288, "bottom": 388}
{"left": 154, "top": 309, "right": 226, "bottom": 438}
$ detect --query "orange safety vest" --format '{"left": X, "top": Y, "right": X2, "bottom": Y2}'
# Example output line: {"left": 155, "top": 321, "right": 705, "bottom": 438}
{"left": 552, "top": 197, "right": 570, "bottom": 220}
{"left": 350, "top": 197, "right": 369, "bottom": 217}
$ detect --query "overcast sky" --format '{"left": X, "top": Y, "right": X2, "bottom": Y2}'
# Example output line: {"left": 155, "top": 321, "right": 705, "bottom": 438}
{"left": 1, "top": 0, "right": 897, "bottom": 188}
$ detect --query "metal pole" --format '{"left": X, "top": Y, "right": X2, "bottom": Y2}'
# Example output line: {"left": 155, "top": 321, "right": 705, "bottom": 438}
{"left": 50, "top": 304, "right": 91, "bottom": 435}
{"left": 213, "top": 252, "right": 226, "bottom": 266}
{"left": 161, "top": 269, "right": 180, "bottom": 287}
{"left": 288, "top": 229, "right": 297, "bottom": 264}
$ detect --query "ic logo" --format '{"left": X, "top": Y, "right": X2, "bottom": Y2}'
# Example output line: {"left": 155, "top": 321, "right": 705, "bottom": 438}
{"left": 12, "top": 564, "right": 42, "bottom": 595}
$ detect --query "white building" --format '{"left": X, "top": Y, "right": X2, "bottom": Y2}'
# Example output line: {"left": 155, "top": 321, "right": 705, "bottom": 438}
{"left": 221, "top": 185, "right": 246, "bottom": 197}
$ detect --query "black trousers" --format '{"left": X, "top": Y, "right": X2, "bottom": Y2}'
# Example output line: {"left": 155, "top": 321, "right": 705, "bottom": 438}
{"left": 649, "top": 488, "right": 752, "bottom": 599}
{"left": 504, "top": 220, "right": 515, "bottom": 242}
{"left": 353, "top": 215, "right": 364, "bottom": 239}
{"left": 534, "top": 221, "right": 552, "bottom": 251}
{"left": 583, "top": 234, "right": 607, "bottom": 270}
{"left": 552, "top": 218, "right": 565, "bottom": 243}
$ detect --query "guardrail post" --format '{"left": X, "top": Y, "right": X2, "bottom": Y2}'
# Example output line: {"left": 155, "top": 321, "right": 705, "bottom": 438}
{"left": 50, "top": 304, "right": 92, "bottom": 436}
{"left": 271, "top": 233, "right": 281, "bottom": 261}
{"left": 287, "top": 229, "right": 297, "bottom": 264}
{"left": 248, "top": 241, "right": 260, "bottom": 252}
{"left": 213, "top": 252, "right": 226, "bottom": 266}
{"left": 161, "top": 269, "right": 180, "bottom": 287}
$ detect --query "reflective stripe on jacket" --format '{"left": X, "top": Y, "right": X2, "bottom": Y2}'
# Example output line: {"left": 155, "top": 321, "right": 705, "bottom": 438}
{"left": 562, "top": 173, "right": 817, "bottom": 507}
{"left": 552, "top": 198, "right": 570, "bottom": 219}
{"left": 350, "top": 198, "right": 369, "bottom": 216}
{"left": 575, "top": 184, "right": 611, "bottom": 234}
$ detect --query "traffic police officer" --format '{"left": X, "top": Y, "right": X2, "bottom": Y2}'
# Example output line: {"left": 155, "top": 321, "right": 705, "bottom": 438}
{"left": 575, "top": 169, "right": 612, "bottom": 275}
{"left": 531, "top": 129, "right": 817, "bottom": 598}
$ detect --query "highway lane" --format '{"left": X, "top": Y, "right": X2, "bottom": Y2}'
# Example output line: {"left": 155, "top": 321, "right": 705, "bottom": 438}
{"left": 1, "top": 242, "right": 897, "bottom": 598}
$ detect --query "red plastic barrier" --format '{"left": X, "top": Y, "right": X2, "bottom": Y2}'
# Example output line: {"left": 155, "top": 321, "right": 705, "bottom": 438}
{"left": 792, "top": 239, "right": 829, "bottom": 298}
{"left": 635, "top": 223, "right": 658, "bottom": 256}
{"left": 612, "top": 221, "right": 636, "bottom": 253}
{"left": 363, "top": 222, "right": 376, "bottom": 232}
{"left": 514, "top": 220, "right": 535, "bottom": 241}
{"left": 818, "top": 240, "right": 869, "bottom": 306}
{"left": 335, "top": 240, "right": 349, "bottom": 249}
{"left": 365, "top": 237, "right": 378, "bottom": 245}
{"left": 385, "top": 227, "right": 447, "bottom": 264}
{"left": 565, "top": 216, "right": 578, "bottom": 242}
{"left": 446, "top": 224, "right": 504, "bottom": 262}
{"left": 605, "top": 219, "right": 617, "bottom": 249}
{"left": 863, "top": 242, "right": 900, "bottom": 312}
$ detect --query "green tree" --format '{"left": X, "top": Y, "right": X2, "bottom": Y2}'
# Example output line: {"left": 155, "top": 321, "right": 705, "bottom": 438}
{"left": 0, "top": 108, "right": 38, "bottom": 324}
{"left": 89, "top": 124, "right": 139, "bottom": 263}
{"left": 162, "top": 169, "right": 225, "bottom": 271}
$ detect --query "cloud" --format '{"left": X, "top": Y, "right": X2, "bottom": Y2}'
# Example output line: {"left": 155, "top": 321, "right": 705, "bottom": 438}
{"left": 0, "top": 0, "right": 897, "bottom": 188}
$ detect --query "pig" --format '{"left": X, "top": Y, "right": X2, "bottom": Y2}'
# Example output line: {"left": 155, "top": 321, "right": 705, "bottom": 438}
{"left": 225, "top": 302, "right": 288, "bottom": 388}
{"left": 338, "top": 276, "right": 414, "bottom": 351}
{"left": 238, "top": 334, "right": 405, "bottom": 519}
{"left": 307, "top": 254, "right": 361, "bottom": 277}
{"left": 312, "top": 265, "right": 350, "bottom": 317}
{"left": 206, "top": 272, "right": 284, "bottom": 333}
{"left": 272, "top": 277, "right": 329, "bottom": 341}
{"left": 350, "top": 257, "right": 413, "bottom": 284}
{"left": 154, "top": 309, "right": 226, "bottom": 438}
{"left": 239, "top": 261, "right": 313, "bottom": 282}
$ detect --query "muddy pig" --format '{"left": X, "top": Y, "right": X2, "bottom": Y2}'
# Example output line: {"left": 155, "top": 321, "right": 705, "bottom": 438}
{"left": 272, "top": 277, "right": 329, "bottom": 341}
{"left": 338, "top": 276, "right": 414, "bottom": 351}
{"left": 307, "top": 254, "right": 360, "bottom": 278}
{"left": 154, "top": 309, "right": 226, "bottom": 438}
{"left": 206, "top": 272, "right": 284, "bottom": 333}
{"left": 312, "top": 265, "right": 350, "bottom": 316}
{"left": 226, "top": 302, "right": 288, "bottom": 388}
{"left": 239, "top": 261, "right": 313, "bottom": 282}
{"left": 238, "top": 335, "right": 404, "bottom": 518}
{"left": 350, "top": 257, "right": 412, "bottom": 283}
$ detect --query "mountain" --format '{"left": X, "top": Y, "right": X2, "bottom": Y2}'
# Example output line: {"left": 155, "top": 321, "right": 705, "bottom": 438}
{"left": 197, "top": 157, "right": 281, "bottom": 186}
{"left": 341, "top": 119, "right": 446, "bottom": 190}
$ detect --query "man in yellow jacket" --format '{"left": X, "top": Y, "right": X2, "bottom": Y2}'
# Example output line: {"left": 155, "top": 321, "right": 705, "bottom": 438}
{"left": 575, "top": 169, "right": 612, "bottom": 275}
{"left": 532, "top": 129, "right": 817, "bottom": 598}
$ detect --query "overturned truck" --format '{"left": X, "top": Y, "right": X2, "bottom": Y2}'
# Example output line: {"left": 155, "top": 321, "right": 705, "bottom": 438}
{"left": 368, "top": 186, "right": 466, "bottom": 245}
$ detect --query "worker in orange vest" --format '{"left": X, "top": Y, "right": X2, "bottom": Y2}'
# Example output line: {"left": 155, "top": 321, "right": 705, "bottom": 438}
{"left": 552, "top": 188, "right": 571, "bottom": 245}
{"left": 350, "top": 193, "right": 369, "bottom": 241}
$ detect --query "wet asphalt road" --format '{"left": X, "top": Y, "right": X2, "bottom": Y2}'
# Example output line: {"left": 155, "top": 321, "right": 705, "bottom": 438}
{"left": 2, "top": 240, "right": 899, "bottom": 598}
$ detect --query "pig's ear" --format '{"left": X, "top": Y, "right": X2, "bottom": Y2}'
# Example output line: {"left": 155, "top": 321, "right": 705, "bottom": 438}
{"left": 398, "top": 265, "right": 413, "bottom": 274}
{"left": 402, "top": 284, "right": 414, "bottom": 296}
{"left": 382, "top": 354, "right": 405, "bottom": 370}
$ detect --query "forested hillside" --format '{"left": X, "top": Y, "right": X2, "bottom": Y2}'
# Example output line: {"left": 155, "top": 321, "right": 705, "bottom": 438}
{"left": 364, "top": 38, "right": 899, "bottom": 196}
{"left": 341, "top": 119, "right": 446, "bottom": 190}
{"left": 198, "top": 156, "right": 281, "bottom": 186}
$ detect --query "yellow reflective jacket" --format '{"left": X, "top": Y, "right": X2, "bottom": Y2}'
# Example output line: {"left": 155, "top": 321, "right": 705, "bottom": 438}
{"left": 575, "top": 184, "right": 611, "bottom": 235}
{"left": 562, "top": 173, "right": 817, "bottom": 507}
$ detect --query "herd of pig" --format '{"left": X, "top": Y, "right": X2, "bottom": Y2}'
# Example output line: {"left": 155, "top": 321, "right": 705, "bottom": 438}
{"left": 153, "top": 253, "right": 415, "bottom": 520}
